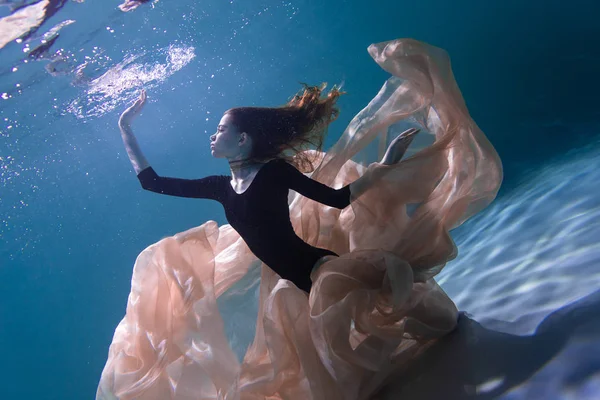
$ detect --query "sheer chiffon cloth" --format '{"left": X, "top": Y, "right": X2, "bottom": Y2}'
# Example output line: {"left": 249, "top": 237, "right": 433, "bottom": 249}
{"left": 97, "top": 39, "right": 502, "bottom": 400}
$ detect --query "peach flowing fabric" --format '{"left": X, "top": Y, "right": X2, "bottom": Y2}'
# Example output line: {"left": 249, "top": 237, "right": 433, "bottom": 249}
{"left": 97, "top": 38, "right": 502, "bottom": 400}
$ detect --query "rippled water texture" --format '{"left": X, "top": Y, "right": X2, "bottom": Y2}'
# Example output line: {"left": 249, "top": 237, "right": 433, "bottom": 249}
{"left": 371, "top": 145, "right": 600, "bottom": 399}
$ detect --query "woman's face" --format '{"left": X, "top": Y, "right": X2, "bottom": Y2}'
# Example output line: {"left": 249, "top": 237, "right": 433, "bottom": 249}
{"left": 210, "top": 114, "right": 242, "bottom": 159}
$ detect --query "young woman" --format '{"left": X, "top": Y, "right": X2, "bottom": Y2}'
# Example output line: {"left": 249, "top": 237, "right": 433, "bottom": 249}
{"left": 117, "top": 87, "right": 419, "bottom": 293}
{"left": 97, "top": 38, "right": 502, "bottom": 400}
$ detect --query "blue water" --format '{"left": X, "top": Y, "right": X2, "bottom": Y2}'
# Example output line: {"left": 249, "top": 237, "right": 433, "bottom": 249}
{"left": 1, "top": 0, "right": 599, "bottom": 399}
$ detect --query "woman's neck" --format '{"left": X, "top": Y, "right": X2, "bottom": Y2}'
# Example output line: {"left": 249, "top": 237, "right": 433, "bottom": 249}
{"left": 228, "top": 158, "right": 266, "bottom": 181}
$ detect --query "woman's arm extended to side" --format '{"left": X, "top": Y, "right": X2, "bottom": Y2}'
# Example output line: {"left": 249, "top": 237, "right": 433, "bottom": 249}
{"left": 282, "top": 127, "right": 419, "bottom": 208}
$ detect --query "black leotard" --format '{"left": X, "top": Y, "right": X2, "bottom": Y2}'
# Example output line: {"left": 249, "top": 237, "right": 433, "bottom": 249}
{"left": 137, "top": 159, "right": 351, "bottom": 292}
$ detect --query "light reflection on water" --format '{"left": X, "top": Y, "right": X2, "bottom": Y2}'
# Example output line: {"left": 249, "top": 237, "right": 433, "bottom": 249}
{"left": 66, "top": 44, "right": 196, "bottom": 119}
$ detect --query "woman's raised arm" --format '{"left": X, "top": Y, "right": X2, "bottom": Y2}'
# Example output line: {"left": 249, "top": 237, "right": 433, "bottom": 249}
{"left": 118, "top": 90, "right": 150, "bottom": 174}
{"left": 117, "top": 90, "right": 227, "bottom": 201}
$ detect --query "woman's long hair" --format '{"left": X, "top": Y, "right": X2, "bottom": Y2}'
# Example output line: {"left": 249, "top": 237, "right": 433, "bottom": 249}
{"left": 224, "top": 84, "right": 344, "bottom": 172}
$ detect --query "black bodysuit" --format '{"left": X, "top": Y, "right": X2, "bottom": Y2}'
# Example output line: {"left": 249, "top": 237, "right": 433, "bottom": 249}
{"left": 137, "top": 159, "right": 351, "bottom": 292}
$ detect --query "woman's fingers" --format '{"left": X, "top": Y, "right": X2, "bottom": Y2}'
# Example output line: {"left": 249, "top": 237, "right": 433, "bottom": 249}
{"left": 137, "top": 90, "right": 147, "bottom": 110}
{"left": 393, "top": 128, "right": 420, "bottom": 144}
{"left": 130, "top": 90, "right": 147, "bottom": 112}
{"left": 120, "top": 90, "right": 147, "bottom": 122}
{"left": 401, "top": 128, "right": 420, "bottom": 137}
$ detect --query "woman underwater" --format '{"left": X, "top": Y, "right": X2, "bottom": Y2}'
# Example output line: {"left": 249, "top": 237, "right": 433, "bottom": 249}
{"left": 97, "top": 38, "right": 502, "bottom": 400}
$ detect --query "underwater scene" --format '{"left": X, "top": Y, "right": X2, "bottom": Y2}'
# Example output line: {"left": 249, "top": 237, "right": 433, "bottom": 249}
{"left": 1, "top": 0, "right": 600, "bottom": 399}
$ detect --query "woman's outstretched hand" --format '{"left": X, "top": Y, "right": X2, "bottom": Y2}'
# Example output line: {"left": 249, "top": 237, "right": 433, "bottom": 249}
{"left": 380, "top": 128, "right": 420, "bottom": 165}
{"left": 119, "top": 90, "right": 147, "bottom": 126}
